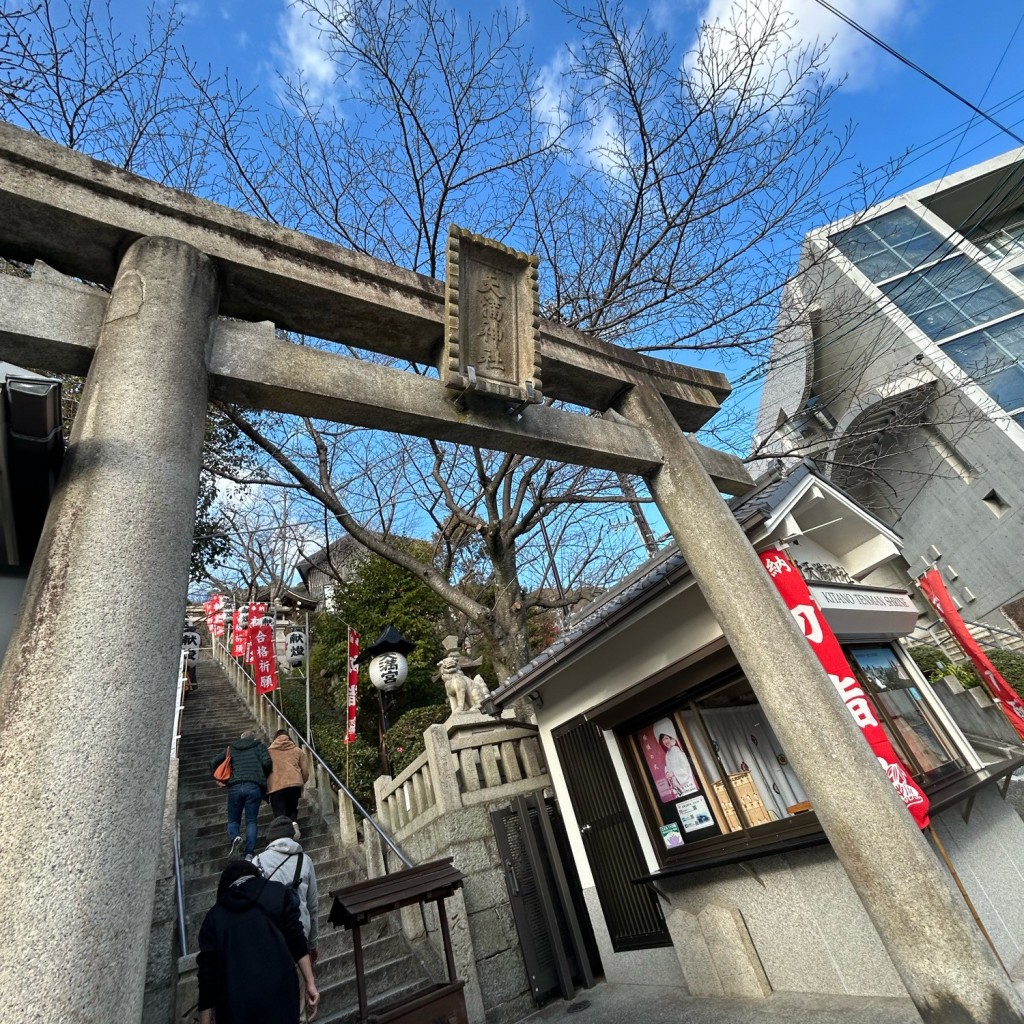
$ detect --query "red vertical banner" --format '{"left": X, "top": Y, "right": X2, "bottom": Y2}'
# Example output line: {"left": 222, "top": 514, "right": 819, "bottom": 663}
{"left": 230, "top": 609, "right": 246, "bottom": 658}
{"left": 209, "top": 593, "right": 226, "bottom": 637}
{"left": 251, "top": 622, "right": 279, "bottom": 695}
{"left": 918, "top": 568, "right": 1024, "bottom": 742}
{"left": 245, "top": 602, "right": 267, "bottom": 665}
{"left": 759, "top": 548, "right": 930, "bottom": 828}
{"left": 345, "top": 628, "right": 360, "bottom": 744}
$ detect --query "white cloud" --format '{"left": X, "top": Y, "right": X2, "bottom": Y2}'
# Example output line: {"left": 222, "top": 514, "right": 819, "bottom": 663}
{"left": 275, "top": 1, "right": 338, "bottom": 101}
{"left": 690, "top": 0, "right": 919, "bottom": 92}
{"left": 533, "top": 50, "right": 573, "bottom": 143}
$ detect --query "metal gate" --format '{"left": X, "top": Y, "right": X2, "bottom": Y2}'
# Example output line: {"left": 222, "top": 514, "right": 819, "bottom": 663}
{"left": 553, "top": 716, "right": 671, "bottom": 951}
{"left": 491, "top": 793, "right": 601, "bottom": 1004}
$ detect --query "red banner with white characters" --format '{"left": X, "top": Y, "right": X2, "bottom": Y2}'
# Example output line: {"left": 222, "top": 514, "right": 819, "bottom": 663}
{"left": 918, "top": 568, "right": 1024, "bottom": 742}
{"left": 230, "top": 608, "right": 247, "bottom": 658}
{"left": 245, "top": 603, "right": 267, "bottom": 665}
{"left": 204, "top": 594, "right": 226, "bottom": 637}
{"left": 760, "top": 548, "right": 930, "bottom": 829}
{"left": 250, "top": 622, "right": 279, "bottom": 695}
{"left": 345, "top": 628, "right": 360, "bottom": 744}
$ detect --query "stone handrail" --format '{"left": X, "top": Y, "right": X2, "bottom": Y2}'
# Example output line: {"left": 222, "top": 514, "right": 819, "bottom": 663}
{"left": 375, "top": 715, "right": 551, "bottom": 838}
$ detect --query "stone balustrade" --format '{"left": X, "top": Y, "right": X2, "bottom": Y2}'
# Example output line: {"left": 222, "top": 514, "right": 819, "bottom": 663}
{"left": 375, "top": 714, "right": 550, "bottom": 839}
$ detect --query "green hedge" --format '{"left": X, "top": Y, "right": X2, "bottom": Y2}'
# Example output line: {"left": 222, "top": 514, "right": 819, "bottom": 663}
{"left": 989, "top": 649, "right": 1024, "bottom": 699}
{"left": 386, "top": 704, "right": 451, "bottom": 776}
{"left": 905, "top": 646, "right": 980, "bottom": 688}
{"left": 906, "top": 644, "right": 1024, "bottom": 696}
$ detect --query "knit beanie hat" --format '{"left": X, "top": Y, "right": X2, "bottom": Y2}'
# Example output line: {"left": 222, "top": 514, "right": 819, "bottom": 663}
{"left": 268, "top": 815, "right": 299, "bottom": 842}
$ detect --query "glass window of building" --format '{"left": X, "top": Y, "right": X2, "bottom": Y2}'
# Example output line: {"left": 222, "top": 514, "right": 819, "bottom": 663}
{"left": 941, "top": 315, "right": 1024, "bottom": 425}
{"left": 832, "top": 208, "right": 1024, "bottom": 425}
{"left": 845, "top": 645, "right": 961, "bottom": 782}
{"left": 831, "top": 208, "right": 953, "bottom": 283}
{"left": 878, "top": 256, "right": 1021, "bottom": 341}
{"left": 968, "top": 210, "right": 1024, "bottom": 261}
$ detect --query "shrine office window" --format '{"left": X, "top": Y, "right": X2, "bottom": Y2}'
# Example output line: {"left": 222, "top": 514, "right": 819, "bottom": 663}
{"left": 843, "top": 644, "right": 962, "bottom": 784}
{"left": 623, "top": 673, "right": 819, "bottom": 862}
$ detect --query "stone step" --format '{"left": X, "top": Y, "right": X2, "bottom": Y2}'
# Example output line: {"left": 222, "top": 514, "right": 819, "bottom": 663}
{"left": 186, "top": 815, "right": 337, "bottom": 856}
{"left": 189, "top": 813, "right": 334, "bottom": 843}
{"left": 315, "top": 951, "right": 433, "bottom": 1021}
{"left": 171, "top": 654, "right": 435, "bottom": 1014}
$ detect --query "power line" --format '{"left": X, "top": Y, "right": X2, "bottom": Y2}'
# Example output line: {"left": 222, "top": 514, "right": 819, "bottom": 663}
{"left": 812, "top": 0, "right": 1024, "bottom": 147}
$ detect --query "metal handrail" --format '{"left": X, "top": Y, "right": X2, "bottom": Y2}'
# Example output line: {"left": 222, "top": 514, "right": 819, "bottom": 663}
{"left": 212, "top": 637, "right": 413, "bottom": 869}
{"left": 916, "top": 618, "right": 1024, "bottom": 655}
{"left": 171, "top": 650, "right": 187, "bottom": 760}
{"left": 171, "top": 651, "right": 189, "bottom": 954}
{"left": 173, "top": 822, "right": 187, "bottom": 955}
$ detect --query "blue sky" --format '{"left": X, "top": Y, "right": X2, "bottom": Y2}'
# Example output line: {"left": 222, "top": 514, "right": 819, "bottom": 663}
{"left": 145, "top": 1, "right": 1024, "bottom": 579}
{"left": 156, "top": 0, "right": 1024, "bottom": 204}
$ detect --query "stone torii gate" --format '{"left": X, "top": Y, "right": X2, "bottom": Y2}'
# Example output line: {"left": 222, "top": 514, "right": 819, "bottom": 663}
{"left": 0, "top": 121, "right": 1020, "bottom": 1024}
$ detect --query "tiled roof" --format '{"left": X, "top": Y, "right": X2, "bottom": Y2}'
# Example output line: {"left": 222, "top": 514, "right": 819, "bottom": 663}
{"left": 490, "top": 461, "right": 818, "bottom": 708}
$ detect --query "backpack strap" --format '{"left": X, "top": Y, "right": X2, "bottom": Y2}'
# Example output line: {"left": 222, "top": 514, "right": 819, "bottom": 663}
{"left": 260, "top": 850, "right": 304, "bottom": 890}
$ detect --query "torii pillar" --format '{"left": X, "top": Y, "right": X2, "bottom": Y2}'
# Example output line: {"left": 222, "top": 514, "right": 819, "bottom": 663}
{"left": 0, "top": 237, "right": 216, "bottom": 1024}
{"left": 619, "top": 383, "right": 1024, "bottom": 1024}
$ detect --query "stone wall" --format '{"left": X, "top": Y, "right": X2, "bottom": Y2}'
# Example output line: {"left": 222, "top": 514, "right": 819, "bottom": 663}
{"left": 657, "top": 786, "right": 1024, "bottom": 998}
{"left": 142, "top": 755, "right": 181, "bottom": 1024}
{"left": 373, "top": 714, "right": 552, "bottom": 1024}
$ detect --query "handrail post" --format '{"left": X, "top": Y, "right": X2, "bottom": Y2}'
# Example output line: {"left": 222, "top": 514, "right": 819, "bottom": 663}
{"left": 424, "top": 725, "right": 461, "bottom": 813}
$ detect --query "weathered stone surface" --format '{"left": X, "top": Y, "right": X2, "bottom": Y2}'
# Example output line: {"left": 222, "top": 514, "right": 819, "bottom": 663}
{"left": 697, "top": 904, "right": 771, "bottom": 999}
{"left": 666, "top": 907, "right": 722, "bottom": 997}
{"left": 467, "top": 907, "right": 517, "bottom": 960}
{"left": 0, "top": 236, "right": 217, "bottom": 1024}
{"left": 462, "top": 869, "right": 512, "bottom": 916}
{"left": 476, "top": 947, "right": 531, "bottom": 1007}
{"left": 0, "top": 121, "right": 731, "bottom": 430}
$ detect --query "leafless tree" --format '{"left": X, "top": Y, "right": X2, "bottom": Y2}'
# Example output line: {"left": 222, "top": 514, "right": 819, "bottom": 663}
{"left": 1, "top": 0, "right": 890, "bottom": 678}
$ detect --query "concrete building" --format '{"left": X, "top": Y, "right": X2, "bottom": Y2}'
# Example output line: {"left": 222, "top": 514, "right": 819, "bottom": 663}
{"left": 754, "top": 151, "right": 1024, "bottom": 634}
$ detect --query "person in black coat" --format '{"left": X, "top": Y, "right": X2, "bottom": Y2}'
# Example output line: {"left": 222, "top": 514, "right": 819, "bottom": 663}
{"left": 197, "top": 860, "right": 320, "bottom": 1024}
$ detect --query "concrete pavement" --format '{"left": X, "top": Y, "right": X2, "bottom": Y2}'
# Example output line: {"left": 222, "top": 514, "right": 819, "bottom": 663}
{"left": 521, "top": 985, "right": 922, "bottom": 1024}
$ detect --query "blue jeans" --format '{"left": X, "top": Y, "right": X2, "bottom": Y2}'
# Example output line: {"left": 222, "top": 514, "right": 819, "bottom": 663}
{"left": 226, "top": 781, "right": 263, "bottom": 855}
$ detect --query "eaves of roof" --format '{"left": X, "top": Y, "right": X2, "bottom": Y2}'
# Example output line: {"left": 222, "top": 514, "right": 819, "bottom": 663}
{"left": 489, "top": 460, "right": 839, "bottom": 712}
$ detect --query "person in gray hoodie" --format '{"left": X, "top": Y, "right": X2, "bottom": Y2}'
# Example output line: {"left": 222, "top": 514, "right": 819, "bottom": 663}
{"left": 254, "top": 816, "right": 320, "bottom": 1020}
{"left": 253, "top": 816, "right": 320, "bottom": 961}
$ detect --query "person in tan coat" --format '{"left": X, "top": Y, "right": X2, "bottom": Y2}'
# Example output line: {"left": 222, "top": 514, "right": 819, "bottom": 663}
{"left": 267, "top": 729, "right": 309, "bottom": 822}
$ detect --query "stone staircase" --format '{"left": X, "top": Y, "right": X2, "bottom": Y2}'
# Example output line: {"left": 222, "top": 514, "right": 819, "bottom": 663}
{"left": 174, "top": 655, "right": 437, "bottom": 1023}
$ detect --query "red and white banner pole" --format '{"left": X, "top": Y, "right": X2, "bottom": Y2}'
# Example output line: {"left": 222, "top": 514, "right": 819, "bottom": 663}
{"left": 760, "top": 548, "right": 930, "bottom": 828}
{"left": 345, "top": 628, "right": 360, "bottom": 744}
{"left": 918, "top": 567, "right": 1024, "bottom": 742}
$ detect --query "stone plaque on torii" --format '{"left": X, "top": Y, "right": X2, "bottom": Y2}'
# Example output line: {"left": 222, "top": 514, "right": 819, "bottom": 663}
{"left": 0, "top": 119, "right": 1019, "bottom": 1024}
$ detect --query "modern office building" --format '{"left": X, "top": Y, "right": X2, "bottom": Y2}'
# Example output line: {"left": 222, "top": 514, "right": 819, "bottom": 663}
{"left": 755, "top": 149, "right": 1024, "bottom": 633}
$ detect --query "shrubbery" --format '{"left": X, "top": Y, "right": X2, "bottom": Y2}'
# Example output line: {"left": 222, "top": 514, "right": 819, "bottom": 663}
{"left": 386, "top": 704, "right": 450, "bottom": 777}
{"left": 989, "top": 649, "right": 1024, "bottom": 699}
{"left": 906, "top": 644, "right": 1024, "bottom": 696}
{"left": 905, "top": 646, "right": 979, "bottom": 688}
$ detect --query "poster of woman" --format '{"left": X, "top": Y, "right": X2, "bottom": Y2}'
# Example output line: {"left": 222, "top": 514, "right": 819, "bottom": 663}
{"left": 638, "top": 718, "right": 699, "bottom": 803}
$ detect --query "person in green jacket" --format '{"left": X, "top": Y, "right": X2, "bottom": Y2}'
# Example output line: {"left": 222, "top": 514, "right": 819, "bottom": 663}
{"left": 211, "top": 730, "right": 273, "bottom": 858}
